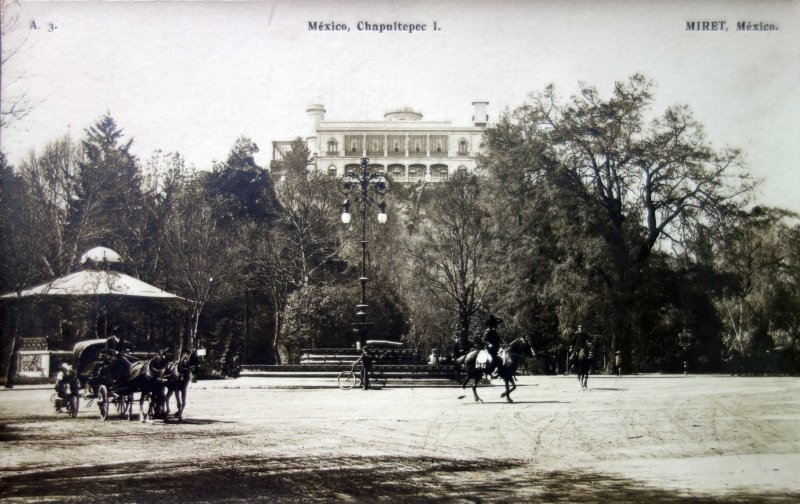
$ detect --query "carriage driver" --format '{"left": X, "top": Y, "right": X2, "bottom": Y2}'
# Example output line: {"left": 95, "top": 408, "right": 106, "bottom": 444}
{"left": 482, "top": 314, "right": 503, "bottom": 378}
{"left": 54, "top": 362, "right": 79, "bottom": 412}
{"left": 105, "top": 329, "right": 133, "bottom": 355}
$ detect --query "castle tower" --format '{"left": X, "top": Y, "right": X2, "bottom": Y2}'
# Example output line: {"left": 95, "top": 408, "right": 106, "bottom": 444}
{"left": 306, "top": 103, "right": 326, "bottom": 157}
{"left": 471, "top": 101, "right": 489, "bottom": 127}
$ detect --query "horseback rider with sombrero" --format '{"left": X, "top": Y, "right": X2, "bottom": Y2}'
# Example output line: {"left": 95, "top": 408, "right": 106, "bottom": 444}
{"left": 569, "top": 325, "right": 589, "bottom": 372}
{"left": 482, "top": 314, "right": 503, "bottom": 378}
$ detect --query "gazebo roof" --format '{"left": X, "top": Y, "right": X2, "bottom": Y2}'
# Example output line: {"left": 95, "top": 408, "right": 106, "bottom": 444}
{"left": 1, "top": 269, "right": 183, "bottom": 300}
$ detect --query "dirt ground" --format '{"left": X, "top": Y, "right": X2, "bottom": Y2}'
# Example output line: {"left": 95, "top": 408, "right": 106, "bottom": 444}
{"left": 1, "top": 374, "right": 798, "bottom": 503}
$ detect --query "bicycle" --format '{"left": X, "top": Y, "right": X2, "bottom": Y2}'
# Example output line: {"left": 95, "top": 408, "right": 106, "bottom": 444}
{"left": 337, "top": 363, "right": 387, "bottom": 390}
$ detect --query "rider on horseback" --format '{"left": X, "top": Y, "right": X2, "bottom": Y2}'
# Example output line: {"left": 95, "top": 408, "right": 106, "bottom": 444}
{"left": 482, "top": 314, "right": 503, "bottom": 379}
{"left": 568, "top": 325, "right": 589, "bottom": 372}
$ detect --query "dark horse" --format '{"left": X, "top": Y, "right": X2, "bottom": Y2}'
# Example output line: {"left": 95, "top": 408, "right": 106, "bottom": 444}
{"left": 457, "top": 337, "right": 535, "bottom": 403}
{"left": 91, "top": 348, "right": 169, "bottom": 421}
{"left": 163, "top": 349, "right": 201, "bottom": 420}
{"left": 575, "top": 338, "right": 597, "bottom": 390}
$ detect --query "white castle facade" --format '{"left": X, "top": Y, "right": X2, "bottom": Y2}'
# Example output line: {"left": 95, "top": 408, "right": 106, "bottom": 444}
{"left": 272, "top": 102, "right": 489, "bottom": 183}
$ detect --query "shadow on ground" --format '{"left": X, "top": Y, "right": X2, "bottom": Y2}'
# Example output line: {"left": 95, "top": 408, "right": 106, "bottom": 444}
{"left": 1, "top": 456, "right": 798, "bottom": 503}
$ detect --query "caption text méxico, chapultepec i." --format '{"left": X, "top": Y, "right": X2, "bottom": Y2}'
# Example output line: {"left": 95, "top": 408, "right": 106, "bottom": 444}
{"left": 307, "top": 21, "right": 441, "bottom": 33}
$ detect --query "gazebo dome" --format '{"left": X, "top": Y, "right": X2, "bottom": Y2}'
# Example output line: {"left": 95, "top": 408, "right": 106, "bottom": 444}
{"left": 80, "top": 246, "right": 123, "bottom": 265}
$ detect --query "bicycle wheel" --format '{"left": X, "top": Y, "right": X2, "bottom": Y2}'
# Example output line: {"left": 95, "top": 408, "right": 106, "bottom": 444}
{"left": 337, "top": 371, "right": 357, "bottom": 390}
{"left": 67, "top": 395, "right": 80, "bottom": 418}
{"left": 372, "top": 371, "right": 387, "bottom": 389}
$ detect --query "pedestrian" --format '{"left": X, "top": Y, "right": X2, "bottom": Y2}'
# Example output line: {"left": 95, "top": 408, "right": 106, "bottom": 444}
{"left": 355, "top": 346, "right": 373, "bottom": 390}
{"left": 54, "top": 362, "right": 78, "bottom": 413}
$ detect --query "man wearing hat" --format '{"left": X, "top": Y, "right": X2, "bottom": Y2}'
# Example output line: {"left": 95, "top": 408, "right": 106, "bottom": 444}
{"left": 569, "top": 325, "right": 590, "bottom": 372}
{"left": 482, "top": 314, "right": 503, "bottom": 378}
{"left": 354, "top": 345, "right": 374, "bottom": 390}
{"left": 54, "top": 362, "right": 79, "bottom": 413}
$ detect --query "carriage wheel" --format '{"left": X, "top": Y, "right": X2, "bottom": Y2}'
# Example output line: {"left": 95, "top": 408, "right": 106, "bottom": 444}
{"left": 67, "top": 395, "right": 80, "bottom": 418}
{"left": 97, "top": 385, "right": 109, "bottom": 421}
{"left": 116, "top": 394, "right": 131, "bottom": 416}
{"left": 337, "top": 371, "right": 356, "bottom": 390}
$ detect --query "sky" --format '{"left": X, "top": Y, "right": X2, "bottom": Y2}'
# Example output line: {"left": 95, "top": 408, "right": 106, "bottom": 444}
{"left": 2, "top": 0, "right": 798, "bottom": 212}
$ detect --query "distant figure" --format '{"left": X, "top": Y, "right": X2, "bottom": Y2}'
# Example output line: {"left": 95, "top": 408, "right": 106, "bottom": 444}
{"left": 614, "top": 351, "right": 622, "bottom": 376}
{"left": 452, "top": 341, "right": 461, "bottom": 360}
{"left": 569, "top": 325, "right": 589, "bottom": 372}
{"left": 482, "top": 314, "right": 503, "bottom": 378}
{"left": 106, "top": 331, "right": 133, "bottom": 355}
{"left": 428, "top": 349, "right": 439, "bottom": 365}
{"left": 355, "top": 346, "right": 373, "bottom": 390}
{"left": 54, "top": 362, "right": 79, "bottom": 412}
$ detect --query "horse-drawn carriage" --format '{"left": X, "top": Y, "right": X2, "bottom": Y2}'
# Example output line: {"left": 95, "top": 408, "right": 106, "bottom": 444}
{"left": 72, "top": 339, "right": 199, "bottom": 421}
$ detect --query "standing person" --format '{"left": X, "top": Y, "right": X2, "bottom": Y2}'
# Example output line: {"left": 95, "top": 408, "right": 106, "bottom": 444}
{"left": 354, "top": 346, "right": 373, "bottom": 390}
{"left": 482, "top": 314, "right": 503, "bottom": 378}
{"left": 614, "top": 351, "right": 622, "bottom": 376}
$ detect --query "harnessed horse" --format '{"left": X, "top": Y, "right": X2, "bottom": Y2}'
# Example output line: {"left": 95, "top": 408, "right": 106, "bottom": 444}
{"left": 164, "top": 349, "right": 200, "bottom": 420}
{"left": 457, "top": 337, "right": 535, "bottom": 403}
{"left": 92, "top": 348, "right": 169, "bottom": 421}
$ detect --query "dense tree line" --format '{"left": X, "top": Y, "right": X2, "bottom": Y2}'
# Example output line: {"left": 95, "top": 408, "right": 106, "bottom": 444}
{"left": 2, "top": 76, "right": 798, "bottom": 380}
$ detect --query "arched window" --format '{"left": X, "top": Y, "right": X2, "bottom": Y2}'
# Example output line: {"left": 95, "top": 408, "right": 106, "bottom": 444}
{"left": 328, "top": 166, "right": 337, "bottom": 177}
{"left": 327, "top": 139, "right": 338, "bottom": 154}
{"left": 388, "top": 164, "right": 405, "bottom": 178}
{"left": 409, "top": 164, "right": 426, "bottom": 180}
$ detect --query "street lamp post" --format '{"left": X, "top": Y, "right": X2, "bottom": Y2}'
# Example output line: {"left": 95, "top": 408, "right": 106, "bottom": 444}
{"left": 678, "top": 328, "right": 692, "bottom": 376}
{"left": 338, "top": 157, "right": 390, "bottom": 348}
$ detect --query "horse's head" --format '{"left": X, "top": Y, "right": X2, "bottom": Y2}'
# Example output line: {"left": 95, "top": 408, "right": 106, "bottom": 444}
{"left": 177, "top": 349, "right": 201, "bottom": 374}
{"left": 508, "top": 338, "right": 535, "bottom": 359}
{"left": 146, "top": 348, "right": 171, "bottom": 379}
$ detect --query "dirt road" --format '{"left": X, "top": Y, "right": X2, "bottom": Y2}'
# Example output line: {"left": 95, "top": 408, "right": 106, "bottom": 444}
{"left": 1, "top": 374, "right": 798, "bottom": 502}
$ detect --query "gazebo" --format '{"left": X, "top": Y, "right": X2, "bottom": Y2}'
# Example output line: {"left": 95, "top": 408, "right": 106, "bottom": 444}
{"left": 1, "top": 247, "right": 183, "bottom": 301}
{"left": 1, "top": 247, "right": 185, "bottom": 383}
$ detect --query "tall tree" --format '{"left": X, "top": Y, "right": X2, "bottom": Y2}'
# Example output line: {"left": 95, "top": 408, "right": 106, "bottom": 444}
{"left": 481, "top": 75, "right": 756, "bottom": 369}
{"left": 67, "top": 115, "right": 145, "bottom": 264}
{"left": 162, "top": 176, "right": 238, "bottom": 353}
{"left": 713, "top": 207, "right": 800, "bottom": 355}
{"left": 256, "top": 138, "right": 341, "bottom": 362}
{"left": 409, "top": 172, "right": 497, "bottom": 352}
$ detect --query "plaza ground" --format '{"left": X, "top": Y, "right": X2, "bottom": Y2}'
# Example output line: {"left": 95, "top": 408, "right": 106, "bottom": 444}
{"left": 0, "top": 374, "right": 798, "bottom": 503}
